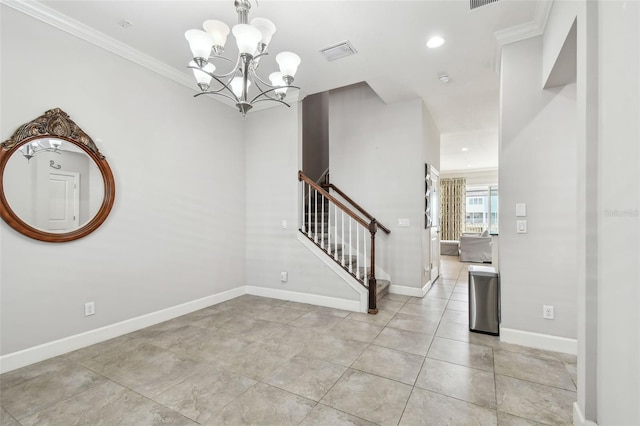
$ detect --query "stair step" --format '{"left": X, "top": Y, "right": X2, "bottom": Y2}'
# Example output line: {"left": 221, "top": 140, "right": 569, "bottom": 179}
{"left": 304, "top": 200, "right": 330, "bottom": 210}
{"left": 376, "top": 279, "right": 390, "bottom": 298}
{"left": 301, "top": 230, "right": 389, "bottom": 298}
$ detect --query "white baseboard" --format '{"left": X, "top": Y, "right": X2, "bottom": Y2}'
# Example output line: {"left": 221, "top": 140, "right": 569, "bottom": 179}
{"left": 500, "top": 328, "right": 577, "bottom": 355}
{"left": 573, "top": 402, "right": 598, "bottom": 426}
{"left": 390, "top": 280, "right": 432, "bottom": 298}
{"left": 0, "top": 287, "right": 244, "bottom": 374}
{"left": 245, "top": 286, "right": 361, "bottom": 312}
{"left": 0, "top": 284, "right": 364, "bottom": 374}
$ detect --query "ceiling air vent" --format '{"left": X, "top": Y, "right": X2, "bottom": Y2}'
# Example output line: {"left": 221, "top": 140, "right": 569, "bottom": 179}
{"left": 470, "top": 0, "right": 499, "bottom": 10}
{"left": 320, "top": 41, "right": 357, "bottom": 61}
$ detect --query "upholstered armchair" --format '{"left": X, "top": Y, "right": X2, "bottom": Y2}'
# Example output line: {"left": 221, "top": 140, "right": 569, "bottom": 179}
{"left": 459, "top": 231, "right": 493, "bottom": 262}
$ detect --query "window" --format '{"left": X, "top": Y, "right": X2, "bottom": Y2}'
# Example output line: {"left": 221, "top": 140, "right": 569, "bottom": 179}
{"left": 465, "top": 186, "right": 499, "bottom": 234}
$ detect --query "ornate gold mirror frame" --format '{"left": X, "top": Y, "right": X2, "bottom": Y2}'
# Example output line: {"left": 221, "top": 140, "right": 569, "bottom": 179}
{"left": 0, "top": 108, "right": 115, "bottom": 242}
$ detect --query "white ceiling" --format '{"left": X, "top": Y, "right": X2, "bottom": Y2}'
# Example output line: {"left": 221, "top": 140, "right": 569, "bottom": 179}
{"left": 32, "top": 0, "right": 548, "bottom": 172}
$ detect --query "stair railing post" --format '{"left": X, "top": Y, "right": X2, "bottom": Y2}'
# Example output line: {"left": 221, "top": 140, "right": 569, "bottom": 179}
{"left": 368, "top": 219, "right": 378, "bottom": 314}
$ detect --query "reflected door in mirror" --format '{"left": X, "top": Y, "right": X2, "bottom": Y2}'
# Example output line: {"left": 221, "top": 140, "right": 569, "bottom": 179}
{"left": 0, "top": 108, "right": 115, "bottom": 242}
{"left": 4, "top": 138, "right": 104, "bottom": 233}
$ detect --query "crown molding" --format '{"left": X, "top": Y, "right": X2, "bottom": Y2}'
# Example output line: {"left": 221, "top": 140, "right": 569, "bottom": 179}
{"left": 1, "top": 0, "right": 301, "bottom": 114}
{"left": 491, "top": 0, "right": 554, "bottom": 71}
{"left": 1, "top": 0, "right": 194, "bottom": 90}
{"left": 440, "top": 167, "right": 499, "bottom": 176}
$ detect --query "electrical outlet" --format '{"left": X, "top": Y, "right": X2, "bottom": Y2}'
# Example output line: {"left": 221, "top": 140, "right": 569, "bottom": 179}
{"left": 280, "top": 272, "right": 288, "bottom": 282}
{"left": 85, "top": 301, "right": 95, "bottom": 316}
{"left": 543, "top": 305, "right": 554, "bottom": 319}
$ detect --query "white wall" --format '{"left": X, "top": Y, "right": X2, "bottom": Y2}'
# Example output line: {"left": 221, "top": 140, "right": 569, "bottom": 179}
{"left": 0, "top": 6, "right": 245, "bottom": 355}
{"left": 422, "top": 103, "right": 441, "bottom": 173}
{"left": 244, "top": 102, "right": 360, "bottom": 303}
{"left": 499, "top": 36, "right": 577, "bottom": 341}
{"left": 572, "top": 0, "right": 599, "bottom": 421}
{"left": 421, "top": 103, "right": 441, "bottom": 284}
{"left": 595, "top": 1, "right": 639, "bottom": 423}
{"left": 329, "top": 83, "right": 440, "bottom": 291}
{"left": 542, "top": 0, "right": 580, "bottom": 87}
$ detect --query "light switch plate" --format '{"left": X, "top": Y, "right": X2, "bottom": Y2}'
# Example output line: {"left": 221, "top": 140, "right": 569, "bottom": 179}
{"left": 281, "top": 219, "right": 287, "bottom": 229}
{"left": 517, "top": 220, "right": 527, "bottom": 233}
{"left": 516, "top": 203, "right": 527, "bottom": 217}
{"left": 398, "top": 219, "right": 410, "bottom": 227}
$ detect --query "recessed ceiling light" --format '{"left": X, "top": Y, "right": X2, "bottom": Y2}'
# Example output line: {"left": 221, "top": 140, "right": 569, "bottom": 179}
{"left": 438, "top": 73, "right": 450, "bottom": 83}
{"left": 461, "top": 147, "right": 469, "bottom": 152}
{"left": 426, "top": 36, "right": 445, "bottom": 49}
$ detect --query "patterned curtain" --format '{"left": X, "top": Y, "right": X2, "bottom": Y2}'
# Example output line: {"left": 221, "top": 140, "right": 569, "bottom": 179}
{"left": 440, "top": 178, "right": 466, "bottom": 241}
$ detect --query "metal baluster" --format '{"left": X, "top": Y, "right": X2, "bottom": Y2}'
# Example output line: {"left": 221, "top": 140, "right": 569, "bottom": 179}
{"left": 341, "top": 211, "right": 345, "bottom": 266}
{"left": 327, "top": 200, "right": 331, "bottom": 255}
{"left": 321, "top": 195, "right": 325, "bottom": 249}
{"left": 349, "top": 218, "right": 352, "bottom": 273}
{"left": 314, "top": 189, "right": 318, "bottom": 243}
{"left": 356, "top": 224, "right": 360, "bottom": 280}
{"left": 363, "top": 231, "right": 367, "bottom": 284}
{"left": 301, "top": 182, "right": 305, "bottom": 233}
{"left": 334, "top": 205, "right": 338, "bottom": 260}
{"left": 307, "top": 183, "right": 311, "bottom": 238}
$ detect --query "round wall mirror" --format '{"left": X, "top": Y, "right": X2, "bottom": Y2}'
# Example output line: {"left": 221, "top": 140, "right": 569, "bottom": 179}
{"left": 0, "top": 108, "right": 115, "bottom": 242}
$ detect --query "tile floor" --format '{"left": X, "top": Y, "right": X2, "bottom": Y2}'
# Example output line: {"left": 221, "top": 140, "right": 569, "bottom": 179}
{"left": 0, "top": 256, "right": 577, "bottom": 425}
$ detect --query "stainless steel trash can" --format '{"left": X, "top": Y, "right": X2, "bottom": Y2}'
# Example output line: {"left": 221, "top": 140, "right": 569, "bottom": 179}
{"left": 468, "top": 265, "right": 499, "bottom": 335}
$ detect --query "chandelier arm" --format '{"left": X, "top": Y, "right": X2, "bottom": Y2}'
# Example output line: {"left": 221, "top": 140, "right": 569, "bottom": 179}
{"left": 211, "top": 54, "right": 244, "bottom": 78}
{"left": 251, "top": 70, "right": 274, "bottom": 88}
{"left": 194, "top": 90, "right": 240, "bottom": 105}
{"left": 252, "top": 52, "right": 268, "bottom": 62}
{"left": 212, "top": 73, "right": 242, "bottom": 102}
{"left": 251, "top": 97, "right": 291, "bottom": 108}
{"left": 207, "top": 55, "right": 235, "bottom": 65}
{"left": 249, "top": 85, "right": 300, "bottom": 104}
{"left": 187, "top": 56, "right": 241, "bottom": 80}
{"left": 187, "top": 64, "right": 241, "bottom": 102}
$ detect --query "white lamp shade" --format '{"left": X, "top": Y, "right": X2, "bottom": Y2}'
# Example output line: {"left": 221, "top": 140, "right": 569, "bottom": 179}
{"left": 232, "top": 24, "right": 261, "bottom": 55}
{"left": 250, "top": 18, "right": 276, "bottom": 46}
{"left": 189, "top": 61, "right": 215, "bottom": 85}
{"left": 203, "top": 20, "right": 230, "bottom": 47}
{"left": 276, "top": 52, "right": 301, "bottom": 77}
{"left": 185, "top": 29, "right": 214, "bottom": 59}
{"left": 231, "top": 76, "right": 251, "bottom": 98}
{"left": 269, "top": 72, "right": 287, "bottom": 94}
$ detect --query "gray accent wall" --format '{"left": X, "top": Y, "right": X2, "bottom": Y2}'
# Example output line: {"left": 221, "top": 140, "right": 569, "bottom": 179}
{"left": 302, "top": 92, "right": 330, "bottom": 183}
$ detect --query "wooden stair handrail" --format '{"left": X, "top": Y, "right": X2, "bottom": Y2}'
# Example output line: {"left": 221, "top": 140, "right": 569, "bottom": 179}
{"left": 298, "top": 171, "right": 370, "bottom": 230}
{"left": 321, "top": 182, "right": 391, "bottom": 235}
{"left": 299, "top": 170, "right": 382, "bottom": 314}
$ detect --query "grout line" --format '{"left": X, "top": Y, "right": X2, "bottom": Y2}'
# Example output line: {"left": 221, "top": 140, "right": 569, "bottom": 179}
{"left": 4, "top": 268, "right": 571, "bottom": 426}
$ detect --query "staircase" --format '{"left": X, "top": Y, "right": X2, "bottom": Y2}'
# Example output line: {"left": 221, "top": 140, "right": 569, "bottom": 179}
{"left": 299, "top": 171, "right": 391, "bottom": 313}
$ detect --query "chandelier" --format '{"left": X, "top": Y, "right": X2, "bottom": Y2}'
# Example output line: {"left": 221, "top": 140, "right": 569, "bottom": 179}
{"left": 184, "top": 0, "right": 301, "bottom": 117}
{"left": 19, "top": 139, "right": 61, "bottom": 162}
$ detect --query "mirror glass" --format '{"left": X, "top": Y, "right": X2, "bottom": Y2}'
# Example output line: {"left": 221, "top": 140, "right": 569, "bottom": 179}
{"left": 4, "top": 138, "right": 104, "bottom": 233}
{"left": 0, "top": 108, "right": 115, "bottom": 242}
